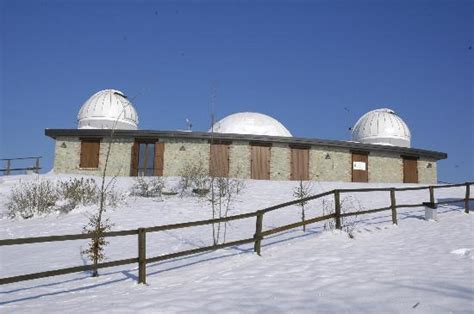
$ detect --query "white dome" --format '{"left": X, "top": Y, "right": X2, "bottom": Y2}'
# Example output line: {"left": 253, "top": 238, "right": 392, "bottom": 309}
{"left": 351, "top": 108, "right": 411, "bottom": 148}
{"left": 210, "top": 112, "right": 292, "bottom": 137}
{"left": 77, "top": 89, "right": 139, "bottom": 130}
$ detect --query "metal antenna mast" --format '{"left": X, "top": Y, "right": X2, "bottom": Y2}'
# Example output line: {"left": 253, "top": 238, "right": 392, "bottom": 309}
{"left": 344, "top": 107, "right": 352, "bottom": 140}
{"left": 210, "top": 81, "right": 218, "bottom": 133}
{"left": 209, "top": 81, "right": 218, "bottom": 245}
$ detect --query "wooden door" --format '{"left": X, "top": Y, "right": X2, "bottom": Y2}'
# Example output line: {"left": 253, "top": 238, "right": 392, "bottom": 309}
{"left": 80, "top": 139, "right": 100, "bottom": 168}
{"left": 290, "top": 148, "right": 309, "bottom": 180}
{"left": 352, "top": 152, "right": 368, "bottom": 182}
{"left": 209, "top": 143, "right": 229, "bottom": 177}
{"left": 154, "top": 142, "right": 165, "bottom": 176}
{"left": 251, "top": 145, "right": 271, "bottom": 180}
{"left": 403, "top": 157, "right": 418, "bottom": 183}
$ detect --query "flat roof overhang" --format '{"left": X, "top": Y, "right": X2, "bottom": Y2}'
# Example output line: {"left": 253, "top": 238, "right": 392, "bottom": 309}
{"left": 45, "top": 129, "right": 448, "bottom": 161}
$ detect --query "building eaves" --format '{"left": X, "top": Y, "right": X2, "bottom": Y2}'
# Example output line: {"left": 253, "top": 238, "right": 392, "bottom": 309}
{"left": 44, "top": 129, "right": 448, "bottom": 161}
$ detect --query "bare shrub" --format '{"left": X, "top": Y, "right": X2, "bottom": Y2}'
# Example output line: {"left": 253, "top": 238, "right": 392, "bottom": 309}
{"left": 6, "top": 177, "right": 122, "bottom": 219}
{"left": 105, "top": 186, "right": 124, "bottom": 208}
{"left": 322, "top": 198, "right": 336, "bottom": 231}
{"left": 58, "top": 178, "right": 99, "bottom": 210}
{"left": 130, "top": 176, "right": 164, "bottom": 198}
{"left": 322, "top": 194, "right": 361, "bottom": 238}
{"left": 178, "top": 159, "right": 210, "bottom": 197}
{"left": 7, "top": 179, "right": 59, "bottom": 219}
{"left": 340, "top": 195, "right": 361, "bottom": 238}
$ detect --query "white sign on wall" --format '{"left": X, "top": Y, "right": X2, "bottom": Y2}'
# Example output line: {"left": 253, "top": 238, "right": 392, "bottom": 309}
{"left": 353, "top": 161, "right": 367, "bottom": 171}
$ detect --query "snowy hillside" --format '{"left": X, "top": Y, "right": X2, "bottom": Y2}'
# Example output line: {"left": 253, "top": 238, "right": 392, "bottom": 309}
{"left": 0, "top": 174, "right": 473, "bottom": 313}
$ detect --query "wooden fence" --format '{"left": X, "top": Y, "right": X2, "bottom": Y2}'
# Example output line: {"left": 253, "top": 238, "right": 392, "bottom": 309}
{"left": 0, "top": 182, "right": 472, "bottom": 286}
{"left": 0, "top": 156, "right": 42, "bottom": 175}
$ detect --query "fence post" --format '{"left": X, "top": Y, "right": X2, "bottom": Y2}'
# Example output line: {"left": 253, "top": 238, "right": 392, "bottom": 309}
{"left": 254, "top": 211, "right": 263, "bottom": 256}
{"left": 429, "top": 186, "right": 435, "bottom": 205}
{"left": 390, "top": 188, "right": 397, "bottom": 225}
{"left": 334, "top": 190, "right": 341, "bottom": 230}
{"left": 465, "top": 183, "right": 470, "bottom": 214}
{"left": 138, "top": 228, "right": 147, "bottom": 284}
{"left": 35, "top": 158, "right": 40, "bottom": 174}
{"left": 5, "top": 160, "right": 11, "bottom": 176}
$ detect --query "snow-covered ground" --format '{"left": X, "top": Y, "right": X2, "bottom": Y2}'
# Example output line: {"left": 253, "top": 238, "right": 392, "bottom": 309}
{"left": 0, "top": 174, "right": 473, "bottom": 313}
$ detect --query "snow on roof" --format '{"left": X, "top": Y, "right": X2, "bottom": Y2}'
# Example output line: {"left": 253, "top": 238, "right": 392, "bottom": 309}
{"left": 77, "top": 89, "right": 139, "bottom": 130}
{"left": 209, "top": 112, "right": 292, "bottom": 137}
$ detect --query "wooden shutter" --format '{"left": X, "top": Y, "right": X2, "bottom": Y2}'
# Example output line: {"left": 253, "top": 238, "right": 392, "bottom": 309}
{"left": 291, "top": 148, "right": 309, "bottom": 180}
{"left": 154, "top": 142, "right": 165, "bottom": 176}
{"left": 352, "top": 152, "right": 368, "bottom": 182}
{"left": 130, "top": 142, "right": 139, "bottom": 176}
{"left": 80, "top": 139, "right": 100, "bottom": 168}
{"left": 209, "top": 144, "right": 229, "bottom": 177}
{"left": 403, "top": 157, "right": 418, "bottom": 183}
{"left": 251, "top": 145, "right": 271, "bottom": 180}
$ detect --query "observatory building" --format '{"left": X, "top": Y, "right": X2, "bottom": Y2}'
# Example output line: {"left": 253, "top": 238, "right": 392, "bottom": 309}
{"left": 45, "top": 89, "right": 446, "bottom": 184}
{"left": 210, "top": 112, "right": 293, "bottom": 137}
{"left": 77, "top": 89, "right": 139, "bottom": 130}
{"left": 351, "top": 108, "right": 411, "bottom": 148}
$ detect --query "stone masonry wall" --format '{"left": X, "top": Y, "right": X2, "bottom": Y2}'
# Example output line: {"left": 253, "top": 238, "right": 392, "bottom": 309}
{"left": 229, "top": 141, "right": 250, "bottom": 178}
{"left": 53, "top": 137, "right": 133, "bottom": 176}
{"left": 52, "top": 136, "right": 440, "bottom": 184}
{"left": 418, "top": 158, "right": 437, "bottom": 184}
{"left": 162, "top": 138, "right": 210, "bottom": 177}
{"left": 368, "top": 152, "right": 404, "bottom": 183}
{"left": 270, "top": 144, "right": 291, "bottom": 180}
{"left": 309, "top": 146, "right": 351, "bottom": 182}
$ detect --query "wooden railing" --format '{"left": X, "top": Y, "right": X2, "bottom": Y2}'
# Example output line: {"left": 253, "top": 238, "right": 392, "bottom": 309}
{"left": 0, "top": 156, "right": 42, "bottom": 175}
{"left": 0, "top": 182, "right": 472, "bottom": 286}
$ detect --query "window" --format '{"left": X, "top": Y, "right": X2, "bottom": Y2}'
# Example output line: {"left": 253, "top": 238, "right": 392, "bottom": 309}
{"left": 138, "top": 142, "right": 155, "bottom": 176}
{"left": 131, "top": 141, "right": 164, "bottom": 176}
{"left": 80, "top": 139, "right": 100, "bottom": 168}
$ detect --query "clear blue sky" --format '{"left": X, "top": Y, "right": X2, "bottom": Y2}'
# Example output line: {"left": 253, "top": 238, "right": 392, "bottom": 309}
{"left": 1, "top": 0, "right": 472, "bottom": 182}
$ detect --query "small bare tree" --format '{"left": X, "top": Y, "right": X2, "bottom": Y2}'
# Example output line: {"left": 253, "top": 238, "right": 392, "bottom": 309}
{"left": 81, "top": 136, "right": 116, "bottom": 277}
{"left": 82, "top": 93, "right": 130, "bottom": 277}
{"left": 293, "top": 180, "right": 313, "bottom": 232}
{"left": 208, "top": 175, "right": 244, "bottom": 245}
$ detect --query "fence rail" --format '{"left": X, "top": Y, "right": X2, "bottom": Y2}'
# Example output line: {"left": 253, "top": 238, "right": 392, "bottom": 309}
{"left": 0, "top": 181, "right": 472, "bottom": 286}
{"left": 0, "top": 156, "right": 42, "bottom": 175}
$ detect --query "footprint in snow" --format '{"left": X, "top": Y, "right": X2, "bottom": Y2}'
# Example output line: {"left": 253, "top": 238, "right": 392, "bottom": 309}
{"left": 450, "top": 248, "right": 474, "bottom": 259}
